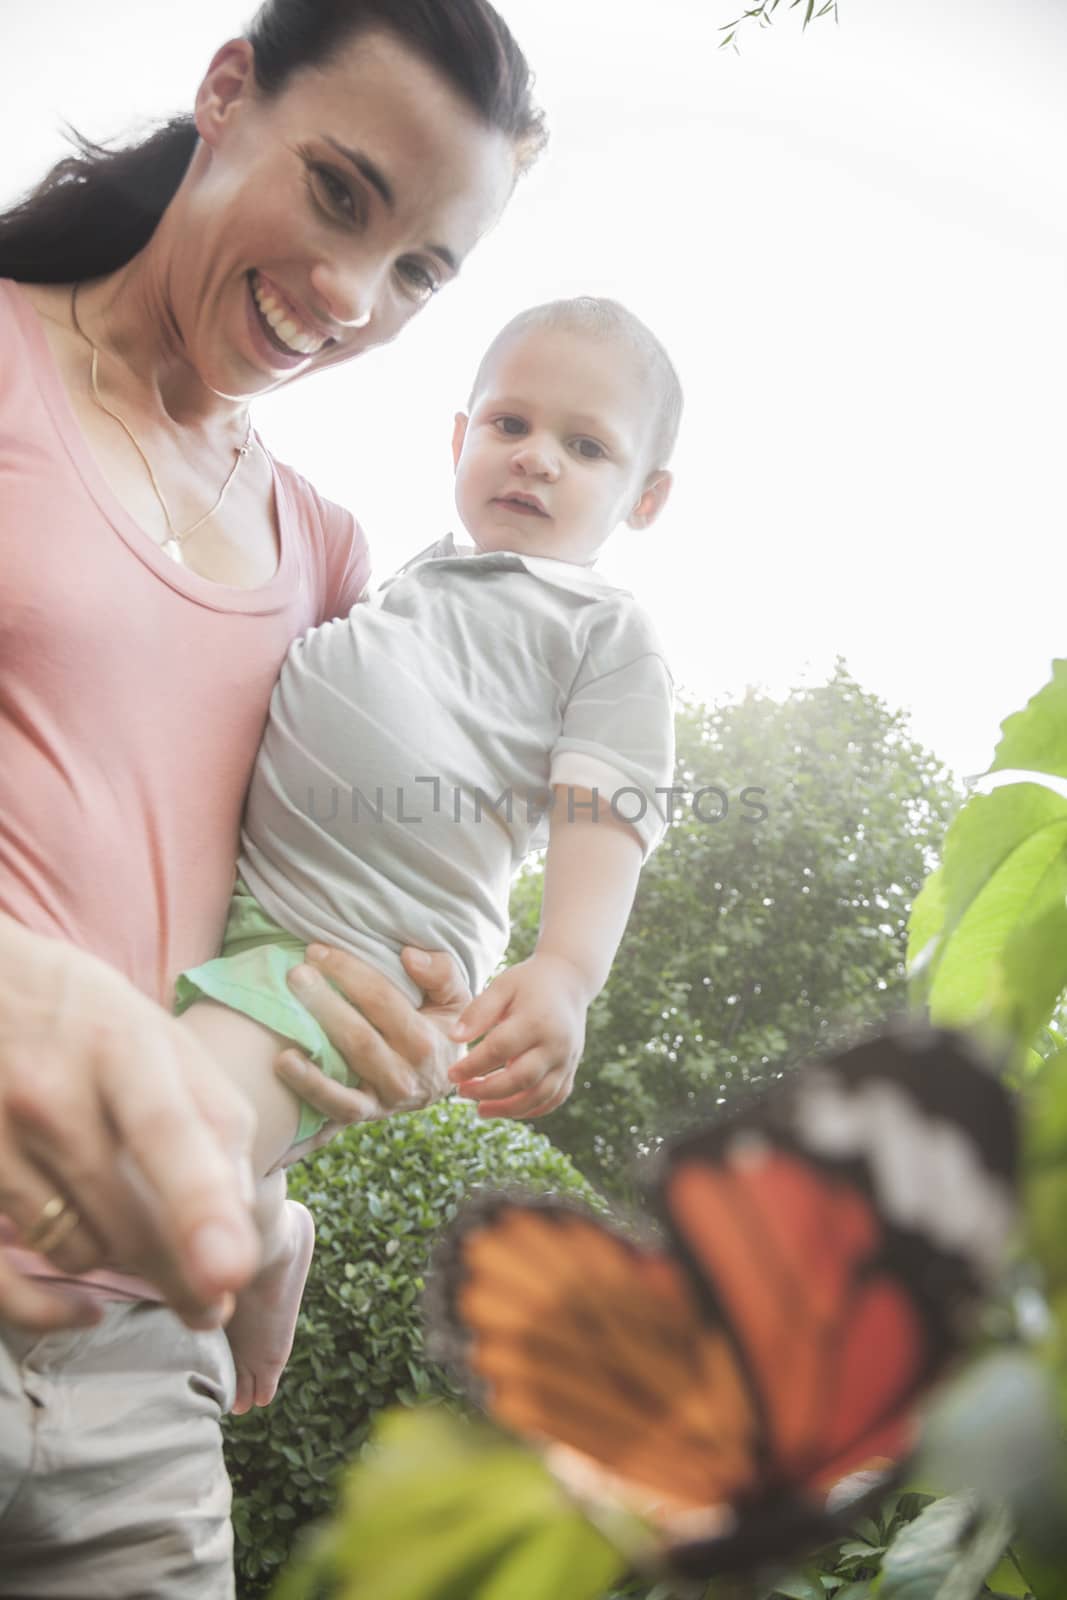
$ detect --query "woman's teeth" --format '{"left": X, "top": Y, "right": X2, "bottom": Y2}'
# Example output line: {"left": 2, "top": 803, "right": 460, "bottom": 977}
{"left": 251, "top": 275, "right": 328, "bottom": 357}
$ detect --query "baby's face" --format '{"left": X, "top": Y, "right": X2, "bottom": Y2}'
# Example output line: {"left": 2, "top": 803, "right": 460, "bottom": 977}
{"left": 452, "top": 327, "right": 662, "bottom": 564}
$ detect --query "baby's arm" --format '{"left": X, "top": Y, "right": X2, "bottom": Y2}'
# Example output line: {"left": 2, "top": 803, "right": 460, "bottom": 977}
{"left": 179, "top": 1000, "right": 307, "bottom": 1180}
{"left": 449, "top": 787, "right": 643, "bottom": 1118}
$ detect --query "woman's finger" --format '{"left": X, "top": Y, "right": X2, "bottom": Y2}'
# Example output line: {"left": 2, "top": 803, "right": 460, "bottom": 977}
{"left": 287, "top": 960, "right": 431, "bottom": 1109}
{"left": 301, "top": 947, "right": 434, "bottom": 1067}
{"left": 95, "top": 1025, "right": 261, "bottom": 1310}
{"left": 0, "top": 1272, "right": 102, "bottom": 1332}
{"left": 0, "top": 1243, "right": 103, "bottom": 1333}
{"left": 399, "top": 948, "right": 471, "bottom": 1013}
{"left": 274, "top": 1052, "right": 383, "bottom": 1127}
{"left": 0, "top": 1134, "right": 105, "bottom": 1276}
{"left": 0, "top": 925, "right": 259, "bottom": 1327}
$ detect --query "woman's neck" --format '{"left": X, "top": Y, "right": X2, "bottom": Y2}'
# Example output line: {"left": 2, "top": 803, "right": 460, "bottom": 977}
{"left": 74, "top": 243, "right": 245, "bottom": 435}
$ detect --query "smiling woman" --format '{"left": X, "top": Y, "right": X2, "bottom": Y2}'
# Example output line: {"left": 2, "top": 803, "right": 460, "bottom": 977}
{"left": 0, "top": 2, "right": 544, "bottom": 1595}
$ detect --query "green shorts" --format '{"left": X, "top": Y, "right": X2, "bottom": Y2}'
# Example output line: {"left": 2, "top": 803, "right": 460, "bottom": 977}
{"left": 174, "top": 880, "right": 352, "bottom": 1144}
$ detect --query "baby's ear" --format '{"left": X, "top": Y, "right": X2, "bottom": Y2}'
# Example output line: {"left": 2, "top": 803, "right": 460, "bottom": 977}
{"left": 627, "top": 470, "right": 673, "bottom": 531}
{"left": 451, "top": 412, "right": 470, "bottom": 471}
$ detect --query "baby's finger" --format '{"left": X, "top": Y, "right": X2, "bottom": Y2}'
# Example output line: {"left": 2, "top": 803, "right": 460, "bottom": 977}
{"left": 457, "top": 1047, "right": 554, "bottom": 1105}
{"left": 451, "top": 978, "right": 514, "bottom": 1045}
{"left": 451, "top": 1019, "right": 542, "bottom": 1083}
{"left": 524, "top": 1082, "right": 574, "bottom": 1119}
{"left": 477, "top": 1078, "right": 565, "bottom": 1119}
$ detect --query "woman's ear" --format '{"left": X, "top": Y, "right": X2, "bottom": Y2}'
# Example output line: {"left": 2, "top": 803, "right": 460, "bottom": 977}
{"left": 626, "top": 470, "right": 673, "bottom": 531}
{"left": 194, "top": 40, "right": 258, "bottom": 146}
{"left": 451, "top": 412, "right": 470, "bottom": 471}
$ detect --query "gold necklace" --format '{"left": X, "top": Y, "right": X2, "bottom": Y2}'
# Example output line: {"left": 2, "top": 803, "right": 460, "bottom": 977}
{"left": 69, "top": 282, "right": 255, "bottom": 566}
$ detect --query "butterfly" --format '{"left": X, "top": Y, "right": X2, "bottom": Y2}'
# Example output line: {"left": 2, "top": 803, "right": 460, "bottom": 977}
{"left": 426, "top": 1025, "right": 1019, "bottom": 1581}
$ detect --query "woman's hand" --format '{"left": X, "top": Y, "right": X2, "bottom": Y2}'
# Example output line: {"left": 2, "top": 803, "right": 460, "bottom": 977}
{"left": 274, "top": 945, "right": 470, "bottom": 1156}
{"left": 0, "top": 916, "right": 260, "bottom": 1331}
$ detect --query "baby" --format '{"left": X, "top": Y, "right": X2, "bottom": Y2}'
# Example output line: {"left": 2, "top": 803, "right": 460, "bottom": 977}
{"left": 176, "top": 297, "right": 682, "bottom": 1406}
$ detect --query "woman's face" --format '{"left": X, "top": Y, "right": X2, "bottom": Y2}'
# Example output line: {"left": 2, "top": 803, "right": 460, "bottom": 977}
{"left": 177, "top": 29, "right": 517, "bottom": 398}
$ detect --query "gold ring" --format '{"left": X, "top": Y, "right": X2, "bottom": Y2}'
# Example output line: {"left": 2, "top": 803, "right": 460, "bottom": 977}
{"left": 23, "top": 1194, "right": 81, "bottom": 1256}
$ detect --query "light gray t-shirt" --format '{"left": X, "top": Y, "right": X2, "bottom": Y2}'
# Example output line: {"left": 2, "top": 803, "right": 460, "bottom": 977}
{"left": 238, "top": 536, "right": 675, "bottom": 1003}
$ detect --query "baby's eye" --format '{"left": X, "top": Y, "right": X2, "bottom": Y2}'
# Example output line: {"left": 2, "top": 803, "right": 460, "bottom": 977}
{"left": 572, "top": 437, "right": 607, "bottom": 460}
{"left": 396, "top": 257, "right": 441, "bottom": 303}
{"left": 492, "top": 416, "right": 528, "bottom": 437}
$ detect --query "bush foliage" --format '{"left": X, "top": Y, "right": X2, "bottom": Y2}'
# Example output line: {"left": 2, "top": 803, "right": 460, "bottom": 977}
{"left": 224, "top": 1099, "right": 599, "bottom": 1597}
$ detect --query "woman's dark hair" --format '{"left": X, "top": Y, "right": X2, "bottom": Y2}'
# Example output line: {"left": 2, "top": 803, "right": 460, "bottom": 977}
{"left": 0, "top": 0, "right": 545, "bottom": 284}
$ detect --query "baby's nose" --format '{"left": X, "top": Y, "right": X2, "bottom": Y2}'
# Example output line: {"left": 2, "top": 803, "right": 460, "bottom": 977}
{"left": 512, "top": 441, "right": 560, "bottom": 480}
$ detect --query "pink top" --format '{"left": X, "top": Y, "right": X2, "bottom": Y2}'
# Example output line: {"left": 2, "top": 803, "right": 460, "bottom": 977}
{"left": 0, "top": 277, "right": 370, "bottom": 1297}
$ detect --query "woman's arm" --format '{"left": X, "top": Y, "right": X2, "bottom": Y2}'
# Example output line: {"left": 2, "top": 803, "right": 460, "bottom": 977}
{"left": 0, "top": 913, "right": 260, "bottom": 1331}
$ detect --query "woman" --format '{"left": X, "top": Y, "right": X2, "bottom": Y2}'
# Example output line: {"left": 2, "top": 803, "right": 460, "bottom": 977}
{"left": 0, "top": 0, "right": 544, "bottom": 1591}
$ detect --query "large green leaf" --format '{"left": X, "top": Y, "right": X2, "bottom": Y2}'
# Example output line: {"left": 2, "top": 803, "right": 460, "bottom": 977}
{"left": 875, "top": 1492, "right": 1013, "bottom": 1599}
{"left": 989, "top": 661, "right": 1067, "bottom": 780}
{"left": 906, "top": 867, "right": 945, "bottom": 974}
{"left": 909, "top": 783, "right": 1067, "bottom": 1047}
{"left": 271, "top": 1408, "right": 624, "bottom": 1600}
{"left": 907, "top": 663, "right": 1067, "bottom": 1052}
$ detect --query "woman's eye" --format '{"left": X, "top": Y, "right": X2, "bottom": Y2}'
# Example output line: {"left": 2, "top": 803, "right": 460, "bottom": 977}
{"left": 572, "top": 438, "right": 607, "bottom": 460}
{"left": 396, "top": 258, "right": 440, "bottom": 302}
{"left": 308, "top": 164, "right": 361, "bottom": 224}
{"left": 493, "top": 416, "right": 527, "bottom": 437}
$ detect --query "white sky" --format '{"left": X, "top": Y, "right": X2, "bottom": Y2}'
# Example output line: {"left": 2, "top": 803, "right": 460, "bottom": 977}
{"left": 5, "top": 0, "right": 1065, "bottom": 779}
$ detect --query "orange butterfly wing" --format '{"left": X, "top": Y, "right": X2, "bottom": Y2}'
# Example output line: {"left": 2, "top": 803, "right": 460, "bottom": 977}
{"left": 666, "top": 1146, "right": 926, "bottom": 1492}
{"left": 448, "top": 1204, "right": 762, "bottom": 1517}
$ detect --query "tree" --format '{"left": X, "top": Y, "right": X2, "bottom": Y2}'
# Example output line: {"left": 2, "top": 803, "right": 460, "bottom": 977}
{"left": 720, "top": 0, "right": 839, "bottom": 52}
{"left": 507, "top": 663, "right": 957, "bottom": 1198}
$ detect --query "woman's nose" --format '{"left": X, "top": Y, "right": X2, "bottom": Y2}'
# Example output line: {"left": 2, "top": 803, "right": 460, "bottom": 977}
{"left": 308, "top": 257, "right": 382, "bottom": 332}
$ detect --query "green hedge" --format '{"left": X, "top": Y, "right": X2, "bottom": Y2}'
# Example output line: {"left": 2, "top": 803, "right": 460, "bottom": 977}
{"left": 224, "top": 1098, "right": 600, "bottom": 1598}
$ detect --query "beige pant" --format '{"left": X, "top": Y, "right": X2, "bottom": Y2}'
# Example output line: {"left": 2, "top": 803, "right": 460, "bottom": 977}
{"left": 0, "top": 1301, "right": 236, "bottom": 1599}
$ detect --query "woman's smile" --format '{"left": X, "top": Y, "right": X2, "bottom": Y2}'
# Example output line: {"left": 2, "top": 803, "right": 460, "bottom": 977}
{"left": 248, "top": 271, "right": 334, "bottom": 359}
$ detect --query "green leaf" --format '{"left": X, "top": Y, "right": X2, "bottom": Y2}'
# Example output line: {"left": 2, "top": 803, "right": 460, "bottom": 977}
{"left": 913, "top": 784, "right": 1067, "bottom": 1045}
{"left": 275, "top": 1408, "right": 625, "bottom": 1600}
{"left": 770, "top": 1577, "right": 824, "bottom": 1599}
{"left": 906, "top": 867, "right": 946, "bottom": 976}
{"left": 475, "top": 1516, "right": 622, "bottom": 1600}
{"left": 877, "top": 1492, "right": 1014, "bottom": 1600}
{"left": 989, "top": 661, "right": 1067, "bottom": 780}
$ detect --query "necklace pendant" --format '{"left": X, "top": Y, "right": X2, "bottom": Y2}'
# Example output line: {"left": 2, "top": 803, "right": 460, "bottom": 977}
{"left": 161, "top": 537, "right": 185, "bottom": 566}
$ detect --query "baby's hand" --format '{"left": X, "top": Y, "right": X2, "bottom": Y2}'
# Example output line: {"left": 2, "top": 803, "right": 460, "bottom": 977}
{"left": 448, "top": 954, "right": 589, "bottom": 1119}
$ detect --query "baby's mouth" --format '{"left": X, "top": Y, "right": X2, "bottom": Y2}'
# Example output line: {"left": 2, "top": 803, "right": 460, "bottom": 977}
{"left": 494, "top": 493, "right": 548, "bottom": 518}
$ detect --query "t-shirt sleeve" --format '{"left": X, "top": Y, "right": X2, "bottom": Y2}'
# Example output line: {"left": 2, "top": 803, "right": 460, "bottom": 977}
{"left": 550, "top": 600, "right": 676, "bottom": 858}
{"left": 321, "top": 499, "right": 371, "bottom": 618}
